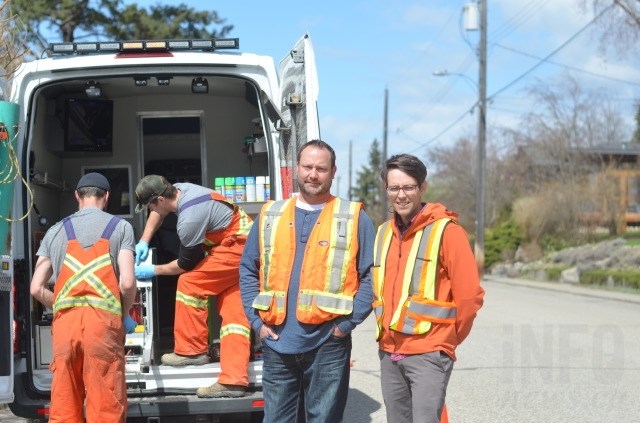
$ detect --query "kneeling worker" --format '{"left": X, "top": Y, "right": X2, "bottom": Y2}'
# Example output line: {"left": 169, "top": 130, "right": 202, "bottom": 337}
{"left": 134, "top": 175, "right": 253, "bottom": 398}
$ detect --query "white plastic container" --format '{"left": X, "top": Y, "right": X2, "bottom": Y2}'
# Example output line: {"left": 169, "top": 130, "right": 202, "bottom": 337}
{"left": 264, "top": 176, "right": 270, "bottom": 201}
{"left": 245, "top": 176, "right": 256, "bottom": 202}
{"left": 255, "top": 176, "right": 266, "bottom": 202}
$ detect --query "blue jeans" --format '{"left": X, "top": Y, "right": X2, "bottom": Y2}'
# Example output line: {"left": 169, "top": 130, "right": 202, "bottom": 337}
{"left": 262, "top": 334, "right": 352, "bottom": 423}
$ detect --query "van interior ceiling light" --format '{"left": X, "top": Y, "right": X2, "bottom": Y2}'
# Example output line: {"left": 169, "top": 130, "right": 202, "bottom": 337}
{"left": 191, "top": 77, "right": 209, "bottom": 94}
{"left": 134, "top": 77, "right": 149, "bottom": 87}
{"left": 85, "top": 80, "right": 101, "bottom": 98}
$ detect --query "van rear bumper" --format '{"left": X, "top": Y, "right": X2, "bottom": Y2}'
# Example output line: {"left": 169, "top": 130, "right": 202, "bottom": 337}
{"left": 10, "top": 373, "right": 263, "bottom": 420}
{"left": 126, "top": 389, "right": 264, "bottom": 417}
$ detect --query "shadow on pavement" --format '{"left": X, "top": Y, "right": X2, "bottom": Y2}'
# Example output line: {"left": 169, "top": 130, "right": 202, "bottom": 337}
{"left": 343, "top": 388, "right": 382, "bottom": 423}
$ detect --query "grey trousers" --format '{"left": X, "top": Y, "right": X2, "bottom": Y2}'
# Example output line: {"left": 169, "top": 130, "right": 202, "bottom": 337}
{"left": 379, "top": 350, "right": 454, "bottom": 423}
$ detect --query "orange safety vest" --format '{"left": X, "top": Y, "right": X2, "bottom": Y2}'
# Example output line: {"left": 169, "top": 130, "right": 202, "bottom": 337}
{"left": 372, "top": 218, "right": 457, "bottom": 340}
{"left": 252, "top": 196, "right": 362, "bottom": 325}
{"left": 175, "top": 192, "right": 253, "bottom": 310}
{"left": 178, "top": 192, "right": 253, "bottom": 250}
{"left": 53, "top": 216, "right": 122, "bottom": 316}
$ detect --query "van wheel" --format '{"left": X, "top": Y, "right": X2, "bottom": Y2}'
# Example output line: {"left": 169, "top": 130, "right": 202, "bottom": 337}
{"left": 250, "top": 411, "right": 264, "bottom": 423}
{"left": 26, "top": 419, "right": 46, "bottom": 423}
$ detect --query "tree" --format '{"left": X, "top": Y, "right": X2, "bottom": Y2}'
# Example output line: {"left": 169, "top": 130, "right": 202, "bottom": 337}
{"left": 633, "top": 101, "right": 640, "bottom": 143}
{"left": 579, "top": 0, "right": 640, "bottom": 56}
{"left": 427, "top": 136, "right": 476, "bottom": 231}
{"left": 507, "top": 75, "right": 630, "bottom": 241}
{"left": 10, "top": 0, "right": 232, "bottom": 54}
{"left": 1, "top": 0, "right": 29, "bottom": 86}
{"left": 352, "top": 139, "right": 385, "bottom": 227}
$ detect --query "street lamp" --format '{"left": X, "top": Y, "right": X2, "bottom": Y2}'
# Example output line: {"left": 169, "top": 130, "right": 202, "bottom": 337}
{"left": 432, "top": 69, "right": 478, "bottom": 92}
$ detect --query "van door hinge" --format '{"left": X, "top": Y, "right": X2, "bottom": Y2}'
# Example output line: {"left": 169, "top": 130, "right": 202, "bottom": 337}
{"left": 290, "top": 49, "right": 304, "bottom": 64}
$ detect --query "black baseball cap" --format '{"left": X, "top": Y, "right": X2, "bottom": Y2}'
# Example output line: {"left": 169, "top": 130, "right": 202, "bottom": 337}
{"left": 76, "top": 172, "right": 110, "bottom": 191}
{"left": 135, "top": 175, "right": 170, "bottom": 212}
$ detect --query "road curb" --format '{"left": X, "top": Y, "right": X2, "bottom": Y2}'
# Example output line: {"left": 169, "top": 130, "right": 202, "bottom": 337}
{"left": 484, "top": 275, "right": 640, "bottom": 305}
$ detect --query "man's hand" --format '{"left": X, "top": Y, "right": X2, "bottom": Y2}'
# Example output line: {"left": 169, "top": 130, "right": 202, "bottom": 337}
{"left": 332, "top": 325, "right": 347, "bottom": 338}
{"left": 123, "top": 315, "right": 138, "bottom": 334}
{"left": 135, "top": 241, "right": 149, "bottom": 265}
{"left": 259, "top": 324, "right": 279, "bottom": 340}
{"left": 135, "top": 264, "right": 155, "bottom": 280}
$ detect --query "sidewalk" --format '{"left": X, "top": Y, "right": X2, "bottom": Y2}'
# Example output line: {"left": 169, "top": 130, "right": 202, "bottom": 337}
{"left": 485, "top": 274, "right": 640, "bottom": 305}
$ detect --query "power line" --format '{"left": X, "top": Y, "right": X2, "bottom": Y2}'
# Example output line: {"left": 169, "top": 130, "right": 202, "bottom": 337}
{"left": 407, "top": 104, "right": 476, "bottom": 153}
{"left": 396, "top": 1, "right": 558, "bottom": 144}
{"left": 494, "top": 43, "right": 640, "bottom": 87}
{"left": 407, "top": 4, "right": 617, "bottom": 149}
{"left": 487, "top": 4, "right": 616, "bottom": 101}
{"left": 488, "top": 0, "right": 553, "bottom": 43}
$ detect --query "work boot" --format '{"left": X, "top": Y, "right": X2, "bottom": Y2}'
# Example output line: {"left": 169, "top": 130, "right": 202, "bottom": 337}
{"left": 196, "top": 382, "right": 246, "bottom": 398}
{"left": 161, "top": 352, "right": 209, "bottom": 366}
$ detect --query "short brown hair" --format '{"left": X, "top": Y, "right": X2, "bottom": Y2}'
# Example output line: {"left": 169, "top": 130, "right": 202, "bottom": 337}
{"left": 297, "top": 139, "right": 336, "bottom": 168}
{"left": 380, "top": 154, "right": 427, "bottom": 186}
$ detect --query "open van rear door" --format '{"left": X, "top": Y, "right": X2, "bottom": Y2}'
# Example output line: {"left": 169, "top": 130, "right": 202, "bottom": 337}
{"left": 278, "top": 34, "right": 320, "bottom": 198}
{"left": 0, "top": 256, "right": 14, "bottom": 404}
{"left": 0, "top": 100, "right": 19, "bottom": 404}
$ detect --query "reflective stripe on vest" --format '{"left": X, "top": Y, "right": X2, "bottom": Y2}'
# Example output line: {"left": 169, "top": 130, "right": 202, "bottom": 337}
{"left": 180, "top": 193, "right": 253, "bottom": 249}
{"left": 53, "top": 216, "right": 122, "bottom": 316}
{"left": 298, "top": 198, "right": 359, "bottom": 311}
{"left": 252, "top": 200, "right": 288, "bottom": 313}
{"left": 373, "top": 218, "right": 456, "bottom": 338}
{"left": 253, "top": 197, "right": 361, "bottom": 324}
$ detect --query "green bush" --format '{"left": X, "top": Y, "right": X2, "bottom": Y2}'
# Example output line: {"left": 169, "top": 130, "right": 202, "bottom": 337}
{"left": 485, "top": 220, "right": 523, "bottom": 268}
{"left": 545, "top": 265, "right": 569, "bottom": 281}
{"left": 580, "top": 268, "right": 640, "bottom": 289}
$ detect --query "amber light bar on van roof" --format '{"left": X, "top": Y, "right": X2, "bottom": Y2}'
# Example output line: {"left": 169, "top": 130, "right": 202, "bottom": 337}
{"left": 49, "top": 38, "right": 239, "bottom": 55}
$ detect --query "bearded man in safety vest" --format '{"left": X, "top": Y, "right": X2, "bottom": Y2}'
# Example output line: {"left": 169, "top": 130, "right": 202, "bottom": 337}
{"left": 239, "top": 139, "right": 375, "bottom": 423}
{"left": 30, "top": 172, "right": 137, "bottom": 423}
{"left": 133, "top": 175, "right": 253, "bottom": 398}
{"left": 373, "top": 154, "right": 485, "bottom": 423}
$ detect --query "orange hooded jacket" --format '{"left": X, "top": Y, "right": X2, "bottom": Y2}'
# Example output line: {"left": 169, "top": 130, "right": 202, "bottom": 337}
{"left": 374, "top": 203, "right": 484, "bottom": 360}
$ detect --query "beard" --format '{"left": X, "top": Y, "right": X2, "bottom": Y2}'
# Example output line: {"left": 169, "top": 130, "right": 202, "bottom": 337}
{"left": 298, "top": 178, "right": 330, "bottom": 198}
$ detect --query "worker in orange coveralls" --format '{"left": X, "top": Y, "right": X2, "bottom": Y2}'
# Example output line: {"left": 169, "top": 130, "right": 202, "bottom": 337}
{"left": 133, "top": 175, "right": 252, "bottom": 398}
{"left": 30, "top": 172, "right": 137, "bottom": 422}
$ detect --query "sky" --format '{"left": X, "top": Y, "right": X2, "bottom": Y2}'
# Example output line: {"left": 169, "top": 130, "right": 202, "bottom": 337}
{"left": 131, "top": 1, "right": 640, "bottom": 197}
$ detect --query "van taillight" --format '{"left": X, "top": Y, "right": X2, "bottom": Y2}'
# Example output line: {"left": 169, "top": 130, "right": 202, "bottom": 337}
{"left": 12, "top": 285, "right": 18, "bottom": 353}
{"left": 13, "top": 320, "right": 18, "bottom": 353}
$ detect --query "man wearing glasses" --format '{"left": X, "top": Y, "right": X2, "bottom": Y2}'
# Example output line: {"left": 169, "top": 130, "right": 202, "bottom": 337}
{"left": 373, "top": 154, "right": 485, "bottom": 423}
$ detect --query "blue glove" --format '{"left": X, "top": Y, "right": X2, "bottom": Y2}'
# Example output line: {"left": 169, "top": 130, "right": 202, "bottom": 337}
{"left": 135, "top": 264, "right": 156, "bottom": 281}
{"left": 123, "top": 315, "right": 137, "bottom": 334}
{"left": 135, "top": 241, "right": 149, "bottom": 265}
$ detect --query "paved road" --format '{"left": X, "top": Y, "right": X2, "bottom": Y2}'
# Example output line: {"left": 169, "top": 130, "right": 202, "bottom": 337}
{"left": 446, "top": 276, "right": 640, "bottom": 422}
{"left": 2, "top": 276, "right": 639, "bottom": 422}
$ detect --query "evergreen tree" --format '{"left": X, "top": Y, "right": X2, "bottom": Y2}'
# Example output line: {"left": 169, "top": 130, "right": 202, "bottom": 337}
{"left": 10, "top": 0, "right": 232, "bottom": 53}
{"left": 352, "top": 138, "right": 385, "bottom": 226}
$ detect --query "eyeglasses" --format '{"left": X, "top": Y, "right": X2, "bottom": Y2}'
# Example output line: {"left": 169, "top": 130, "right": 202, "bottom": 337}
{"left": 386, "top": 184, "right": 418, "bottom": 195}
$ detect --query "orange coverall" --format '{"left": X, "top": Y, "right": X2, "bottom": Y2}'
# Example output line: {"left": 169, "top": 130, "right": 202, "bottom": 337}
{"left": 50, "top": 217, "right": 126, "bottom": 423}
{"left": 173, "top": 193, "right": 252, "bottom": 386}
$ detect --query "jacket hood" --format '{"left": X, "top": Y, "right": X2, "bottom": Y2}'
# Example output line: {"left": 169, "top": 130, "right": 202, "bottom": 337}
{"left": 397, "top": 202, "right": 459, "bottom": 236}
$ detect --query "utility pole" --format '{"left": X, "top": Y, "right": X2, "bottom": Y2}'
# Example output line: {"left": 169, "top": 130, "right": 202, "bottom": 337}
{"left": 349, "top": 140, "right": 353, "bottom": 200}
{"left": 475, "top": 0, "right": 487, "bottom": 276}
{"left": 381, "top": 88, "right": 389, "bottom": 217}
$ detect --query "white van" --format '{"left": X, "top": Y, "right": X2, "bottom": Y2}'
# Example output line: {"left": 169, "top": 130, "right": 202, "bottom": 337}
{"left": 0, "top": 34, "right": 319, "bottom": 422}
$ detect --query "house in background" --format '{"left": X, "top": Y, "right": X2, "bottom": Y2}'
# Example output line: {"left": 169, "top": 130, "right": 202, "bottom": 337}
{"left": 516, "top": 141, "right": 640, "bottom": 234}
{"left": 581, "top": 142, "right": 640, "bottom": 233}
